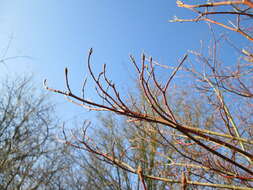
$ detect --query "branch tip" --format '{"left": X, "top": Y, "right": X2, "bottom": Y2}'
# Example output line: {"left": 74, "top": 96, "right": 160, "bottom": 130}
{"left": 89, "top": 48, "right": 93, "bottom": 55}
{"left": 43, "top": 79, "right": 48, "bottom": 88}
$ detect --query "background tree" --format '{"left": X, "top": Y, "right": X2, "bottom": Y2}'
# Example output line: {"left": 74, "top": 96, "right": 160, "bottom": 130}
{"left": 45, "top": 0, "right": 253, "bottom": 189}
{"left": 0, "top": 76, "right": 71, "bottom": 190}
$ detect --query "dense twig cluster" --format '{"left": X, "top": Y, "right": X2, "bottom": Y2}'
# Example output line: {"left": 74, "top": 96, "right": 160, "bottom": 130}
{"left": 45, "top": 48, "right": 253, "bottom": 189}
{"left": 45, "top": 1, "right": 253, "bottom": 189}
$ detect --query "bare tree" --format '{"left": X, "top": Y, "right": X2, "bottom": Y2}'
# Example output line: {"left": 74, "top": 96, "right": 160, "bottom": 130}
{"left": 0, "top": 76, "right": 70, "bottom": 190}
{"left": 45, "top": 1, "right": 253, "bottom": 189}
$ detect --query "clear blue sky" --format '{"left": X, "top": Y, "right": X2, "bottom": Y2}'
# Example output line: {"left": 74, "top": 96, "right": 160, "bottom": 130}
{"left": 0, "top": 0, "right": 228, "bottom": 121}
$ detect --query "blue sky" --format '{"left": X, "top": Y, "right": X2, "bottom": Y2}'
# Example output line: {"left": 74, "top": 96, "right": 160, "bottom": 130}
{"left": 0, "top": 0, "right": 227, "bottom": 122}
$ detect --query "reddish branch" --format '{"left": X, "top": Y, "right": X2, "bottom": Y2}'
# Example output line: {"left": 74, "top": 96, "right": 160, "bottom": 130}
{"left": 177, "top": 1, "right": 253, "bottom": 9}
{"left": 45, "top": 48, "right": 253, "bottom": 179}
{"left": 45, "top": 2, "right": 253, "bottom": 188}
{"left": 137, "top": 165, "right": 147, "bottom": 190}
{"left": 175, "top": 0, "right": 253, "bottom": 42}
